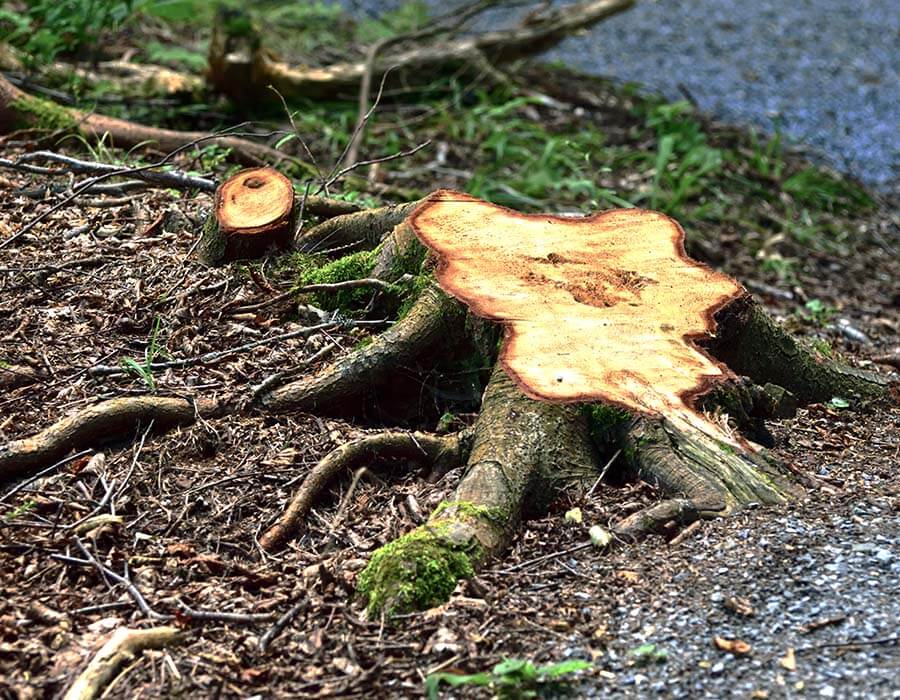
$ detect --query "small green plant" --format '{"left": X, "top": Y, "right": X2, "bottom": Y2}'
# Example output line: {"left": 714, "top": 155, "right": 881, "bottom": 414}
{"left": 643, "top": 101, "right": 724, "bottom": 218}
{"left": 799, "top": 298, "right": 834, "bottom": 326}
{"left": 748, "top": 127, "right": 785, "bottom": 179}
{"left": 143, "top": 41, "right": 207, "bottom": 71}
{"left": 426, "top": 658, "right": 591, "bottom": 699}
{"left": 121, "top": 316, "right": 168, "bottom": 391}
{"left": 827, "top": 396, "right": 850, "bottom": 410}
{"left": 782, "top": 168, "right": 873, "bottom": 213}
{"left": 2, "top": 0, "right": 144, "bottom": 67}
{"left": 3, "top": 499, "right": 37, "bottom": 521}
{"left": 627, "top": 642, "right": 669, "bottom": 666}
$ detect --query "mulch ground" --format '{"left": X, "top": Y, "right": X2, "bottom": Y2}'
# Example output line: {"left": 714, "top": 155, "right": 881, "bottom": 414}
{"left": 0, "top": 94, "right": 898, "bottom": 699}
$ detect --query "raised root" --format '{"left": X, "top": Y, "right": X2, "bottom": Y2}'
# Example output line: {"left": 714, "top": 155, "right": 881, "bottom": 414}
{"left": 0, "top": 396, "right": 220, "bottom": 483}
{"left": 357, "top": 366, "right": 598, "bottom": 616}
{"left": 257, "top": 283, "right": 466, "bottom": 415}
{"left": 709, "top": 295, "right": 892, "bottom": 404}
{"left": 261, "top": 428, "right": 473, "bottom": 551}
{"left": 698, "top": 377, "right": 798, "bottom": 447}
{"left": 612, "top": 498, "right": 702, "bottom": 542}
{"left": 63, "top": 626, "right": 183, "bottom": 700}
{"left": 620, "top": 415, "right": 799, "bottom": 516}
{"left": 294, "top": 200, "right": 422, "bottom": 254}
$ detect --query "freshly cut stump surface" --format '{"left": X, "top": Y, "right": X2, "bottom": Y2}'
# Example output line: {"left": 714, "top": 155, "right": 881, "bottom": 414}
{"left": 199, "top": 167, "right": 295, "bottom": 264}
{"left": 410, "top": 190, "right": 745, "bottom": 444}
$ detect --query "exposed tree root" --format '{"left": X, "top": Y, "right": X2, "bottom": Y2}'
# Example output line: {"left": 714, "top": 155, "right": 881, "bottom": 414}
{"left": 1, "top": 188, "right": 894, "bottom": 623}
{"left": 357, "top": 366, "right": 597, "bottom": 615}
{"left": 207, "top": 0, "right": 635, "bottom": 103}
{"left": 0, "top": 396, "right": 220, "bottom": 483}
{"left": 261, "top": 428, "right": 474, "bottom": 551}
{"left": 620, "top": 415, "right": 797, "bottom": 514}
{"left": 611, "top": 498, "right": 702, "bottom": 542}
{"left": 63, "top": 626, "right": 183, "bottom": 700}
{"left": 295, "top": 200, "right": 423, "bottom": 253}
{"left": 708, "top": 295, "right": 890, "bottom": 404}
{"left": 697, "top": 376, "right": 798, "bottom": 447}
{"left": 257, "top": 283, "right": 466, "bottom": 415}
{"left": 0, "top": 75, "right": 299, "bottom": 168}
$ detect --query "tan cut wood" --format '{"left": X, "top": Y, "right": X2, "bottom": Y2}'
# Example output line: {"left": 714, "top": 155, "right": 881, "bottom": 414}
{"left": 409, "top": 190, "right": 746, "bottom": 443}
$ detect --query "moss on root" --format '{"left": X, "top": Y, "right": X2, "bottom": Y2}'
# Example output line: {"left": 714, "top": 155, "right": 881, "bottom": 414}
{"left": 357, "top": 520, "right": 483, "bottom": 617}
{"left": 583, "top": 403, "right": 631, "bottom": 448}
{"left": 298, "top": 249, "right": 378, "bottom": 311}
{"left": 10, "top": 95, "right": 77, "bottom": 131}
{"left": 430, "top": 499, "right": 508, "bottom": 524}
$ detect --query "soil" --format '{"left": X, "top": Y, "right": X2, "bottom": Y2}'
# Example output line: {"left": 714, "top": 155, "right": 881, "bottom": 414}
{"left": 1, "top": 71, "right": 898, "bottom": 699}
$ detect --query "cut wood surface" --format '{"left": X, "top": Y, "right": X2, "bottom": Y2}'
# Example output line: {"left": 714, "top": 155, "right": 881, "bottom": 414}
{"left": 410, "top": 190, "right": 745, "bottom": 444}
{"left": 199, "top": 167, "right": 295, "bottom": 264}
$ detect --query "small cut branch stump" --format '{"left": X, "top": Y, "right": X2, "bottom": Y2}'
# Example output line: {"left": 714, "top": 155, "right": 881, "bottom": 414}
{"left": 198, "top": 167, "right": 296, "bottom": 265}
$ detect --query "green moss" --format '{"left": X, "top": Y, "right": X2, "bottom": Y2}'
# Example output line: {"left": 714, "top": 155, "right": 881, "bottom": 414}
{"left": 357, "top": 522, "right": 481, "bottom": 617}
{"left": 299, "top": 249, "right": 378, "bottom": 311}
{"left": 352, "top": 335, "right": 373, "bottom": 351}
{"left": 430, "top": 500, "right": 508, "bottom": 524}
{"left": 583, "top": 403, "right": 631, "bottom": 448}
{"left": 10, "top": 95, "right": 76, "bottom": 131}
{"left": 716, "top": 441, "right": 736, "bottom": 455}
{"left": 395, "top": 272, "right": 432, "bottom": 319}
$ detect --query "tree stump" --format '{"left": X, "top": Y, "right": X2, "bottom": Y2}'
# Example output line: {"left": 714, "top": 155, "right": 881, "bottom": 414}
{"left": 198, "top": 167, "right": 295, "bottom": 265}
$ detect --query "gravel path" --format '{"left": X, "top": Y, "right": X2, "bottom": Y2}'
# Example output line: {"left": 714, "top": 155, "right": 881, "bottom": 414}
{"left": 572, "top": 491, "right": 900, "bottom": 698}
{"left": 351, "top": 0, "right": 899, "bottom": 190}
{"left": 544, "top": 0, "right": 899, "bottom": 191}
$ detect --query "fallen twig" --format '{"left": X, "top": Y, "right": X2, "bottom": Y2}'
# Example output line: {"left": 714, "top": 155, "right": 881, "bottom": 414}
{"left": 177, "top": 601, "right": 276, "bottom": 624}
{"left": 259, "top": 596, "right": 308, "bottom": 654}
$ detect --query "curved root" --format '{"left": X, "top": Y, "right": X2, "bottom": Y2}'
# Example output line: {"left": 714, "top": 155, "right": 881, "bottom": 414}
{"left": 709, "top": 295, "right": 891, "bottom": 404}
{"left": 261, "top": 429, "right": 473, "bottom": 551}
{"left": 0, "top": 396, "right": 219, "bottom": 482}
{"left": 63, "top": 626, "right": 183, "bottom": 700}
{"left": 357, "top": 366, "right": 598, "bottom": 616}
{"left": 258, "top": 283, "right": 466, "bottom": 415}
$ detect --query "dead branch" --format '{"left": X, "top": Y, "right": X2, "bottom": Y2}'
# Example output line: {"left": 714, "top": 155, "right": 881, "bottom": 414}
{"left": 0, "top": 74, "right": 303, "bottom": 168}
{"left": 1, "top": 151, "right": 216, "bottom": 191}
{"left": 0, "top": 396, "right": 220, "bottom": 483}
{"left": 208, "top": 0, "right": 636, "bottom": 103}
{"left": 63, "top": 626, "right": 183, "bottom": 700}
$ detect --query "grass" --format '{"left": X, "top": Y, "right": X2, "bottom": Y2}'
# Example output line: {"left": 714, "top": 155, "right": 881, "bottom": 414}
{"left": 426, "top": 657, "right": 591, "bottom": 699}
{"left": 120, "top": 316, "right": 168, "bottom": 390}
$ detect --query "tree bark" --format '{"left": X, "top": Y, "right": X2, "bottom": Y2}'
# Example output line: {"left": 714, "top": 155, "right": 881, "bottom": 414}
{"left": 357, "top": 365, "right": 598, "bottom": 615}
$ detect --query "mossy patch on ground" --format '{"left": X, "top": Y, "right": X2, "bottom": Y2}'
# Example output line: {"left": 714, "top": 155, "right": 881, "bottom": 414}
{"left": 357, "top": 521, "right": 482, "bottom": 617}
